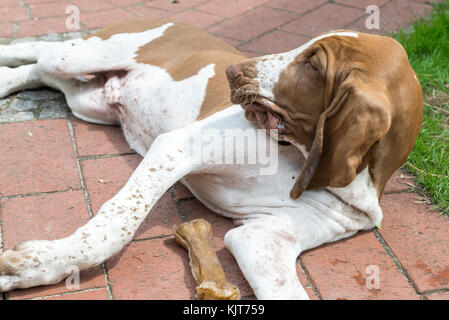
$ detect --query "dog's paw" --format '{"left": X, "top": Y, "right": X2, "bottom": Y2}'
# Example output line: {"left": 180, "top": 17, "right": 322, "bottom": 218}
{"left": 0, "top": 240, "right": 68, "bottom": 292}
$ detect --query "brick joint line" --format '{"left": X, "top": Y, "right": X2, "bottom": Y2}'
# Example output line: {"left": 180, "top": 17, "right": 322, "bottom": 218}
{"left": 297, "top": 258, "right": 323, "bottom": 300}
{"left": 168, "top": 185, "right": 188, "bottom": 222}
{"left": 29, "top": 286, "right": 107, "bottom": 300}
{"left": 0, "top": 187, "right": 83, "bottom": 201}
{"left": 77, "top": 151, "right": 138, "bottom": 162}
{"left": 372, "top": 229, "right": 424, "bottom": 299}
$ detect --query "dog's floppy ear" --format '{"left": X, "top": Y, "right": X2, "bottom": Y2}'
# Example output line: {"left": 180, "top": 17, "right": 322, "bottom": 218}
{"left": 290, "top": 73, "right": 392, "bottom": 199}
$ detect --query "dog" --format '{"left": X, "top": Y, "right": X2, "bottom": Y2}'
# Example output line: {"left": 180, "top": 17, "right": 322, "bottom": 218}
{"left": 0, "top": 18, "right": 422, "bottom": 299}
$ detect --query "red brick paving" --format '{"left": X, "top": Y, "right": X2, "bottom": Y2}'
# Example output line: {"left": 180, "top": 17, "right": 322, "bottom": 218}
{"left": 425, "top": 291, "right": 449, "bottom": 300}
{"left": 207, "top": 6, "right": 297, "bottom": 41}
{"left": 106, "top": 238, "right": 198, "bottom": 299}
{"left": 38, "top": 288, "right": 109, "bottom": 300}
{"left": 1, "top": 0, "right": 448, "bottom": 301}
{"left": 280, "top": 3, "right": 364, "bottom": 37}
{"left": 301, "top": 231, "right": 419, "bottom": 300}
{"left": 0, "top": 120, "right": 80, "bottom": 196}
{"left": 1, "top": 190, "right": 88, "bottom": 249}
{"left": 71, "top": 117, "right": 133, "bottom": 157}
{"left": 380, "top": 193, "right": 449, "bottom": 293}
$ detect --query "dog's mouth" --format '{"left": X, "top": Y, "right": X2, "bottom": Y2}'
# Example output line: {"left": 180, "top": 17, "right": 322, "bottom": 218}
{"left": 231, "top": 88, "right": 287, "bottom": 133}
{"left": 243, "top": 101, "right": 285, "bottom": 131}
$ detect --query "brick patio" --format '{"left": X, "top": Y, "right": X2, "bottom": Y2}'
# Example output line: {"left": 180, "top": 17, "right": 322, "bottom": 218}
{"left": 0, "top": 0, "right": 448, "bottom": 300}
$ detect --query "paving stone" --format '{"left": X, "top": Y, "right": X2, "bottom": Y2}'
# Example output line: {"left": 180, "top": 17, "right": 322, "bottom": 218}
{"left": 0, "top": 119, "right": 80, "bottom": 196}
{"left": 207, "top": 6, "right": 297, "bottom": 41}
{"left": 335, "top": 0, "right": 390, "bottom": 9}
{"left": 23, "top": 0, "right": 58, "bottom": 4}
{"left": 145, "top": 0, "right": 208, "bottom": 13}
{"left": 0, "top": 6, "right": 28, "bottom": 21}
{"left": 168, "top": 9, "right": 225, "bottom": 29}
{"left": 379, "top": 193, "right": 449, "bottom": 292}
{"left": 106, "top": 238, "right": 198, "bottom": 299}
{"left": 17, "top": 89, "right": 64, "bottom": 101}
{"left": 281, "top": 3, "right": 364, "bottom": 37}
{"left": 10, "top": 99, "right": 36, "bottom": 112}
{"left": 0, "top": 111, "right": 35, "bottom": 123}
{"left": 109, "top": 0, "right": 142, "bottom": 6}
{"left": 0, "top": 21, "right": 14, "bottom": 38}
{"left": 0, "top": 0, "right": 20, "bottom": 7}
{"left": 36, "top": 288, "right": 109, "bottom": 300}
{"left": 38, "top": 100, "right": 70, "bottom": 119}
{"left": 9, "top": 37, "right": 39, "bottom": 45}
{"left": 424, "top": 291, "right": 449, "bottom": 300}
{"left": 1, "top": 90, "right": 69, "bottom": 123}
{"left": 0, "top": 97, "right": 12, "bottom": 111}
{"left": 300, "top": 231, "right": 419, "bottom": 299}
{"left": 80, "top": 9, "right": 134, "bottom": 29}
{"left": 1, "top": 190, "right": 88, "bottom": 250}
{"left": 29, "top": 2, "right": 71, "bottom": 19}
{"left": 70, "top": 0, "right": 115, "bottom": 13}
{"left": 266, "top": 0, "right": 328, "bottom": 14}
{"left": 124, "top": 4, "right": 172, "bottom": 19}
{"left": 214, "top": 34, "right": 243, "bottom": 48}
{"left": 238, "top": 29, "right": 309, "bottom": 54}
{"left": 71, "top": 117, "right": 134, "bottom": 157}
{"left": 17, "top": 17, "right": 69, "bottom": 37}
{"left": 196, "top": 0, "right": 271, "bottom": 18}
{"left": 295, "top": 263, "right": 319, "bottom": 300}
{"left": 376, "top": 0, "right": 433, "bottom": 32}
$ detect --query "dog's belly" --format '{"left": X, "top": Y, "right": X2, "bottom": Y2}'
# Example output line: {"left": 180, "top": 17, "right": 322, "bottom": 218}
{"left": 108, "top": 63, "right": 215, "bottom": 156}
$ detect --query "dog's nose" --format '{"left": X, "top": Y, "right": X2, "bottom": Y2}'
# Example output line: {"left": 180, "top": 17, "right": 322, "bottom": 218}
{"left": 226, "top": 64, "right": 243, "bottom": 82}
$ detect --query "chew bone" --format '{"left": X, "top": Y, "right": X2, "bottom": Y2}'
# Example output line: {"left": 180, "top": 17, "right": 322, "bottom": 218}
{"left": 173, "top": 219, "right": 241, "bottom": 300}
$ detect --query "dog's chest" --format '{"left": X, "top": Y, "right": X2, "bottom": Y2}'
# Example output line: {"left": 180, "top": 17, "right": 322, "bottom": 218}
{"left": 106, "top": 63, "right": 215, "bottom": 156}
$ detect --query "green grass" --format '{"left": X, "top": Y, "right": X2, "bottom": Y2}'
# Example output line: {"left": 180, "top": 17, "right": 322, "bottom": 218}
{"left": 392, "top": 0, "right": 449, "bottom": 214}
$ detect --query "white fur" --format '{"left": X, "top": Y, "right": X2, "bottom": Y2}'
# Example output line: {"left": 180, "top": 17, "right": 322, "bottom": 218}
{"left": 0, "top": 28, "right": 381, "bottom": 300}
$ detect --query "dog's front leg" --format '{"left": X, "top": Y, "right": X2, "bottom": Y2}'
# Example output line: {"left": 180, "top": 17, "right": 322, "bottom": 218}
{"left": 0, "top": 127, "right": 197, "bottom": 292}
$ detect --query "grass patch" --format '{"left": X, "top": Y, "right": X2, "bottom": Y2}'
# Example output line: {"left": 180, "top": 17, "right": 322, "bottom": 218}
{"left": 393, "top": 0, "right": 449, "bottom": 214}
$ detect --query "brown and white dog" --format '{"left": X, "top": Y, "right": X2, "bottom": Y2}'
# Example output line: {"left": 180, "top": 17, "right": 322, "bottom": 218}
{"left": 0, "top": 19, "right": 422, "bottom": 299}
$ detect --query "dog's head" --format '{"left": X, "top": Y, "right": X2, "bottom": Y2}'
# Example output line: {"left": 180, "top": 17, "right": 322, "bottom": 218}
{"left": 227, "top": 31, "right": 423, "bottom": 200}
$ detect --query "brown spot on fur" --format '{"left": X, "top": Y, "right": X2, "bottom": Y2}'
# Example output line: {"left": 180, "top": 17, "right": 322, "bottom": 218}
{"left": 85, "top": 18, "right": 245, "bottom": 120}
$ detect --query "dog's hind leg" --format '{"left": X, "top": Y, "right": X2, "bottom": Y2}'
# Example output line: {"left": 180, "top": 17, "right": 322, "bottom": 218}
{"left": 0, "top": 63, "right": 119, "bottom": 124}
